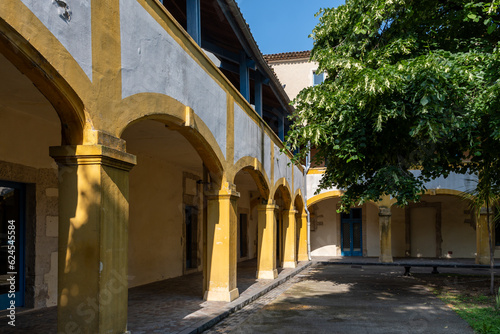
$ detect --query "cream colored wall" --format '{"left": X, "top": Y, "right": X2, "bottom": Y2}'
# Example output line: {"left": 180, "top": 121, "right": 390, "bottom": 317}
{"left": 268, "top": 59, "right": 318, "bottom": 100}
{"left": 391, "top": 206, "right": 407, "bottom": 257}
{"left": 388, "top": 195, "right": 500, "bottom": 259}
{"left": 411, "top": 206, "right": 437, "bottom": 257}
{"left": 365, "top": 204, "right": 380, "bottom": 257}
{"left": 310, "top": 198, "right": 339, "bottom": 256}
{"left": 437, "top": 195, "right": 475, "bottom": 257}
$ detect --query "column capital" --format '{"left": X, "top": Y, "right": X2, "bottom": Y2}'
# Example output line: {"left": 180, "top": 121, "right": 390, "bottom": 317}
{"left": 378, "top": 206, "right": 392, "bottom": 217}
{"left": 50, "top": 145, "right": 136, "bottom": 171}
{"left": 257, "top": 203, "right": 279, "bottom": 212}
{"left": 205, "top": 188, "right": 240, "bottom": 201}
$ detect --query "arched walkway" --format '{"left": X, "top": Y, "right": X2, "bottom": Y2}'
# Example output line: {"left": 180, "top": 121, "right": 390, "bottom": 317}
{"left": 0, "top": 40, "right": 83, "bottom": 315}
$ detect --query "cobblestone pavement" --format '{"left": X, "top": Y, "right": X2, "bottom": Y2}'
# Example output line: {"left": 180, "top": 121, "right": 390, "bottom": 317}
{"left": 204, "top": 270, "right": 307, "bottom": 334}
{"left": 0, "top": 259, "right": 310, "bottom": 333}
{"left": 204, "top": 264, "right": 475, "bottom": 334}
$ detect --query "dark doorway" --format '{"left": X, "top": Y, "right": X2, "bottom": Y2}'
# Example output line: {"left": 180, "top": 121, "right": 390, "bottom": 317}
{"left": 185, "top": 205, "right": 198, "bottom": 269}
{"left": 239, "top": 213, "right": 248, "bottom": 258}
{"left": 0, "top": 180, "right": 25, "bottom": 309}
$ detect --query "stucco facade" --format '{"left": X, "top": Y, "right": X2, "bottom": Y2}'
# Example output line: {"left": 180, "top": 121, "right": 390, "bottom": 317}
{"left": 0, "top": 1, "right": 307, "bottom": 332}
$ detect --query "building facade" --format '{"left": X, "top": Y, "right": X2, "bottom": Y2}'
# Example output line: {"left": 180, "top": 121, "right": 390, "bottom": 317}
{"left": 0, "top": 1, "right": 308, "bottom": 332}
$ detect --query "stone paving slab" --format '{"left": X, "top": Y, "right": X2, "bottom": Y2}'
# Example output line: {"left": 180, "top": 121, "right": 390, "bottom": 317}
{"left": 0, "top": 260, "right": 311, "bottom": 333}
{"left": 205, "top": 264, "right": 475, "bottom": 334}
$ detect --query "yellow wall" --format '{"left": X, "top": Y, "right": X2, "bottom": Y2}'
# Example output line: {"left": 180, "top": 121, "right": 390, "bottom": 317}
{"left": 123, "top": 122, "right": 204, "bottom": 288}
{"left": 0, "top": 73, "right": 61, "bottom": 308}
{"left": 234, "top": 182, "right": 258, "bottom": 262}
{"left": 0, "top": 107, "right": 60, "bottom": 169}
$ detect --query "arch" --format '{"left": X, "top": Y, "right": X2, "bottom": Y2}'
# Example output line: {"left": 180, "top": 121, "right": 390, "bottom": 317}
{"left": 230, "top": 157, "right": 270, "bottom": 199}
{"left": 117, "top": 93, "right": 226, "bottom": 181}
{"left": 307, "top": 190, "right": 343, "bottom": 207}
{"left": 293, "top": 189, "right": 305, "bottom": 214}
{"left": 271, "top": 178, "right": 293, "bottom": 207}
{"left": 0, "top": 17, "right": 85, "bottom": 144}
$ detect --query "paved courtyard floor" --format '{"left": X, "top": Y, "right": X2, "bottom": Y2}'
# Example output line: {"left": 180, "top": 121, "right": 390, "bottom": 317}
{"left": 205, "top": 264, "right": 478, "bottom": 334}
{"left": 0, "top": 259, "right": 309, "bottom": 333}
{"left": 1, "top": 258, "right": 495, "bottom": 333}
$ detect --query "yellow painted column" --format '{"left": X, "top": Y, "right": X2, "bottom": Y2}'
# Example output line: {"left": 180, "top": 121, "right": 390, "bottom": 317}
{"left": 297, "top": 213, "right": 309, "bottom": 261}
{"left": 50, "top": 145, "right": 136, "bottom": 334}
{"left": 282, "top": 208, "right": 298, "bottom": 268}
{"left": 476, "top": 208, "right": 490, "bottom": 265}
{"left": 204, "top": 185, "right": 240, "bottom": 302}
{"left": 257, "top": 203, "right": 278, "bottom": 279}
{"left": 379, "top": 206, "right": 393, "bottom": 263}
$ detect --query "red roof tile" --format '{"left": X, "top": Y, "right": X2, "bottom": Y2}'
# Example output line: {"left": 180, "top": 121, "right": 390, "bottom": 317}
{"left": 264, "top": 50, "right": 311, "bottom": 62}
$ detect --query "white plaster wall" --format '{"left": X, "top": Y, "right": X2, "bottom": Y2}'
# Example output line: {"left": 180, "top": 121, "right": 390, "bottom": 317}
{"left": 269, "top": 60, "right": 318, "bottom": 100}
{"left": 234, "top": 103, "right": 261, "bottom": 164}
{"left": 120, "top": 0, "right": 227, "bottom": 157}
{"left": 306, "top": 173, "right": 340, "bottom": 199}
{"left": 263, "top": 135, "right": 272, "bottom": 182}
{"left": 274, "top": 145, "right": 292, "bottom": 187}
{"left": 411, "top": 170, "right": 477, "bottom": 193}
{"left": 20, "top": 0, "right": 92, "bottom": 80}
{"left": 293, "top": 166, "right": 304, "bottom": 197}
{"left": 310, "top": 198, "right": 339, "bottom": 256}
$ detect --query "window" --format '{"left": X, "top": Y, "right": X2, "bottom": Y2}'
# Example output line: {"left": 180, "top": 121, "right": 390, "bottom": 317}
{"left": 313, "top": 71, "right": 324, "bottom": 86}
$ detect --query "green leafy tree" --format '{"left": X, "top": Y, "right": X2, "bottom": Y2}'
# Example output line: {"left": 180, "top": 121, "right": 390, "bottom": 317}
{"left": 287, "top": 0, "right": 499, "bottom": 207}
{"left": 286, "top": 0, "right": 500, "bottom": 291}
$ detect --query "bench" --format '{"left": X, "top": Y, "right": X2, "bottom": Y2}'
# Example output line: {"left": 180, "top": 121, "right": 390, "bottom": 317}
{"left": 316, "top": 260, "right": 500, "bottom": 276}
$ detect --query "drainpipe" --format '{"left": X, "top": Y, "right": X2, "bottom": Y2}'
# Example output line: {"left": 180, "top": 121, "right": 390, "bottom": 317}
{"left": 303, "top": 143, "right": 312, "bottom": 261}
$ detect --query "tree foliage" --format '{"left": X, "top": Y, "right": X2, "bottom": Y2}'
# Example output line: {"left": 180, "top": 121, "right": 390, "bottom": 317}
{"left": 286, "top": 0, "right": 500, "bottom": 210}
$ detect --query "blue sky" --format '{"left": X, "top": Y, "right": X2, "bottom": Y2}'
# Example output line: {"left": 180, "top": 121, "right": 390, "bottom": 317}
{"left": 235, "top": 0, "right": 345, "bottom": 55}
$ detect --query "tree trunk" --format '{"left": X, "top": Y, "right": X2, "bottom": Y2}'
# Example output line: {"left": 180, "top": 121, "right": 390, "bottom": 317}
{"left": 487, "top": 200, "right": 495, "bottom": 295}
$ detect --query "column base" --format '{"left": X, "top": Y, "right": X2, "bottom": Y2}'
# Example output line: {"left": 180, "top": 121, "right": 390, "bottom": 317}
{"left": 476, "top": 256, "right": 489, "bottom": 265}
{"left": 379, "top": 255, "right": 393, "bottom": 263}
{"left": 204, "top": 288, "right": 239, "bottom": 302}
{"left": 297, "top": 254, "right": 308, "bottom": 262}
{"left": 257, "top": 269, "right": 278, "bottom": 280}
{"left": 282, "top": 261, "right": 297, "bottom": 269}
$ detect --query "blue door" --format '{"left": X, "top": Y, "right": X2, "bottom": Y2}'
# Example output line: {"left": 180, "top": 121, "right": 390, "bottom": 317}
{"left": 0, "top": 181, "right": 25, "bottom": 310}
{"left": 341, "top": 208, "right": 362, "bottom": 256}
